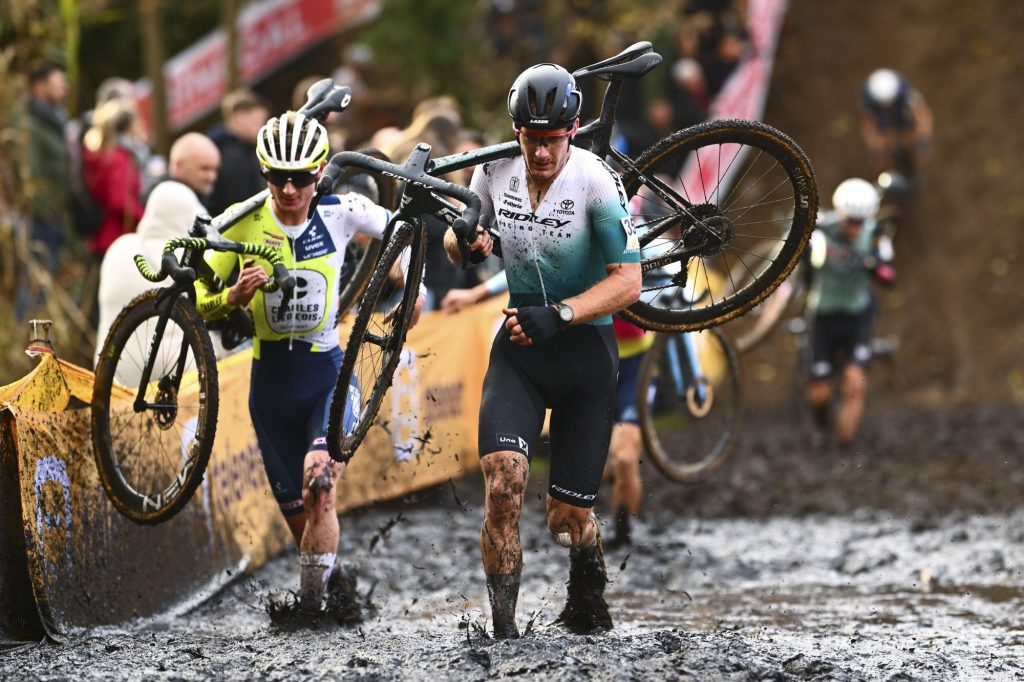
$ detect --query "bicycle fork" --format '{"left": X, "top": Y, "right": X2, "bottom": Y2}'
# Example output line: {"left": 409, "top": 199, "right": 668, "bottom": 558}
{"left": 132, "top": 284, "right": 191, "bottom": 421}
{"left": 668, "top": 332, "right": 713, "bottom": 418}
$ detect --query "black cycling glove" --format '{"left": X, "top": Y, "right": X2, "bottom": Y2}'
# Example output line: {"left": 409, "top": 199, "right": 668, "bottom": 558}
{"left": 514, "top": 305, "right": 563, "bottom": 343}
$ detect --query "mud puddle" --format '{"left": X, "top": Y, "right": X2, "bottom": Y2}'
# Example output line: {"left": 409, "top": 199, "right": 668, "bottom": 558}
{"left": 3, "top": 480, "right": 1022, "bottom": 681}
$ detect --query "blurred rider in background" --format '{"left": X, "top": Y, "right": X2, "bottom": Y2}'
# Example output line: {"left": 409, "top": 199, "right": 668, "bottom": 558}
{"left": 859, "top": 68, "right": 933, "bottom": 176}
{"left": 805, "top": 178, "right": 895, "bottom": 448}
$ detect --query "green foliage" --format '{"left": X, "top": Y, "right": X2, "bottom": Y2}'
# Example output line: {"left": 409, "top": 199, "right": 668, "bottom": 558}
{"left": 359, "top": 0, "right": 511, "bottom": 132}
{"left": 361, "top": 0, "right": 478, "bottom": 95}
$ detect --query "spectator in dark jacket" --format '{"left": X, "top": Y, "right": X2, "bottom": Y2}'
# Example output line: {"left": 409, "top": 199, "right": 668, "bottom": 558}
{"left": 22, "top": 62, "right": 71, "bottom": 268}
{"left": 16, "top": 61, "right": 72, "bottom": 320}
{"left": 205, "top": 88, "right": 269, "bottom": 215}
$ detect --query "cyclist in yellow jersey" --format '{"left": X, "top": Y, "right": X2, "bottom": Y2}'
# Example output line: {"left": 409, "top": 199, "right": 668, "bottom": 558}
{"left": 195, "top": 111, "right": 424, "bottom": 614}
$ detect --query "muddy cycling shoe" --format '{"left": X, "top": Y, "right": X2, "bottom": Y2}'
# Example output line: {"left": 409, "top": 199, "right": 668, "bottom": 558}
{"left": 556, "top": 537, "right": 613, "bottom": 634}
{"left": 486, "top": 572, "right": 521, "bottom": 639}
{"left": 812, "top": 403, "right": 832, "bottom": 431}
{"left": 324, "top": 560, "right": 364, "bottom": 626}
{"left": 603, "top": 508, "right": 632, "bottom": 550}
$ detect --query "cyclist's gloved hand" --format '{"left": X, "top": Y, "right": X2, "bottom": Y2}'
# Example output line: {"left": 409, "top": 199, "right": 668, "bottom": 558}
{"left": 455, "top": 225, "right": 491, "bottom": 267}
{"left": 512, "top": 305, "right": 562, "bottom": 344}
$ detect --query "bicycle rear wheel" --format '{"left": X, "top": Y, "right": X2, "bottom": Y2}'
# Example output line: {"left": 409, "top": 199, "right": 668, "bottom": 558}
{"left": 621, "top": 119, "right": 818, "bottom": 332}
{"left": 91, "top": 289, "right": 218, "bottom": 524}
{"left": 637, "top": 327, "right": 742, "bottom": 483}
{"left": 334, "top": 148, "right": 398, "bottom": 314}
{"left": 326, "top": 221, "right": 426, "bottom": 463}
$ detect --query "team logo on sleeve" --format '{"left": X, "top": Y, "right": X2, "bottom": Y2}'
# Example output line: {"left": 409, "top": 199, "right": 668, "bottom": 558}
{"left": 621, "top": 216, "right": 640, "bottom": 253}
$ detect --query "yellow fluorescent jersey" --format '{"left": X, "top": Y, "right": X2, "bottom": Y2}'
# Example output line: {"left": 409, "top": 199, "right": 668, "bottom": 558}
{"left": 195, "top": 193, "right": 388, "bottom": 354}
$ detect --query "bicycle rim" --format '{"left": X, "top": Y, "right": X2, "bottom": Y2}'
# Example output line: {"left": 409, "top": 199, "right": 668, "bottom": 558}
{"left": 726, "top": 253, "right": 806, "bottom": 354}
{"left": 91, "top": 289, "right": 218, "bottom": 524}
{"left": 334, "top": 148, "right": 397, "bottom": 314}
{"left": 621, "top": 119, "right": 818, "bottom": 332}
{"left": 637, "top": 328, "right": 742, "bottom": 483}
{"left": 327, "top": 222, "right": 425, "bottom": 463}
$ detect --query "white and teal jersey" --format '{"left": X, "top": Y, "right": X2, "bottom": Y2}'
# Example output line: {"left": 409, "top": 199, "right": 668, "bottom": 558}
{"left": 807, "top": 211, "right": 879, "bottom": 315}
{"left": 470, "top": 148, "right": 640, "bottom": 326}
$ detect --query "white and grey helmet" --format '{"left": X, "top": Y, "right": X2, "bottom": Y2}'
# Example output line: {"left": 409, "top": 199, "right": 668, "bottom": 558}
{"left": 832, "top": 178, "right": 880, "bottom": 221}
{"left": 256, "top": 112, "right": 329, "bottom": 171}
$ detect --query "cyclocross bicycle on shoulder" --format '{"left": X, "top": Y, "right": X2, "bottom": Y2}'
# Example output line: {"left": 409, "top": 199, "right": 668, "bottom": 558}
{"left": 90, "top": 80, "right": 399, "bottom": 525}
{"left": 313, "top": 40, "right": 818, "bottom": 464}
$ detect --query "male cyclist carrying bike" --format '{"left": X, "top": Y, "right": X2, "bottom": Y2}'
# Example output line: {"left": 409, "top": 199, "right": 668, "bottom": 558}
{"left": 805, "top": 178, "right": 895, "bottom": 448}
{"left": 195, "top": 111, "right": 424, "bottom": 614}
{"left": 444, "top": 63, "right": 641, "bottom": 638}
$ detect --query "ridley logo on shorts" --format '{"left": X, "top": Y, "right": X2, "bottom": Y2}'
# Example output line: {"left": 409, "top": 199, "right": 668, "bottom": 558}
{"left": 550, "top": 484, "right": 596, "bottom": 501}
{"left": 496, "top": 433, "right": 528, "bottom": 456}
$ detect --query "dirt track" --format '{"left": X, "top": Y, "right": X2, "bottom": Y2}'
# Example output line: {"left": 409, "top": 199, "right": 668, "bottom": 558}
{"left": 3, "top": 0, "right": 1024, "bottom": 679}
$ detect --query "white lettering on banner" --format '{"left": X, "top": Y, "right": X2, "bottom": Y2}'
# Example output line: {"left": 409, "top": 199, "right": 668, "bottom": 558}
{"left": 166, "top": 45, "right": 225, "bottom": 122}
{"left": 133, "top": 0, "right": 381, "bottom": 131}
{"left": 33, "top": 455, "right": 72, "bottom": 579}
{"left": 681, "top": 0, "right": 786, "bottom": 197}
{"left": 389, "top": 348, "right": 420, "bottom": 462}
{"left": 241, "top": 11, "right": 309, "bottom": 76}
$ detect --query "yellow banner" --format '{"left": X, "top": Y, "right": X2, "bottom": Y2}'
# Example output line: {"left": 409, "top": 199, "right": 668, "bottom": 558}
{"left": 0, "top": 298, "right": 505, "bottom": 633}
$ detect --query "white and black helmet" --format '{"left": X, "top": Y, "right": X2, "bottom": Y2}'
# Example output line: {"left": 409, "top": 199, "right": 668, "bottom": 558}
{"left": 256, "top": 112, "right": 329, "bottom": 171}
{"left": 831, "top": 178, "right": 880, "bottom": 221}
{"left": 507, "top": 63, "right": 582, "bottom": 131}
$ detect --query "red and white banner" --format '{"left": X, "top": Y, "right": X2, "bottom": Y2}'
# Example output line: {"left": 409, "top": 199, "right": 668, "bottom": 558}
{"left": 679, "top": 0, "right": 789, "bottom": 197}
{"left": 136, "top": 0, "right": 380, "bottom": 132}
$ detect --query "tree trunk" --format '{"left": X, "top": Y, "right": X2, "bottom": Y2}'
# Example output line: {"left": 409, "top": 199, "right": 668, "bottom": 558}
{"left": 139, "top": 0, "right": 168, "bottom": 156}
{"left": 223, "top": 0, "right": 241, "bottom": 90}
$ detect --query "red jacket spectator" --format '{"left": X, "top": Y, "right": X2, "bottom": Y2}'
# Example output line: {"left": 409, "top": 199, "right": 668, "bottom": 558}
{"left": 81, "top": 99, "right": 143, "bottom": 255}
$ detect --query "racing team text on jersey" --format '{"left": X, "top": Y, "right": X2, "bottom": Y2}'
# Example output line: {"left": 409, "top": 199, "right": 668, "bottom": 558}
{"left": 470, "top": 148, "right": 639, "bottom": 326}
{"left": 195, "top": 194, "right": 388, "bottom": 356}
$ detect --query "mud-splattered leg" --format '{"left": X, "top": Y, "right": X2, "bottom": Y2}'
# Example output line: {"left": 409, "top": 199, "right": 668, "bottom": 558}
{"left": 607, "top": 422, "right": 642, "bottom": 548}
{"left": 837, "top": 364, "right": 867, "bottom": 445}
{"left": 480, "top": 451, "right": 529, "bottom": 638}
{"left": 298, "top": 449, "right": 345, "bottom": 610}
{"left": 548, "top": 497, "right": 612, "bottom": 634}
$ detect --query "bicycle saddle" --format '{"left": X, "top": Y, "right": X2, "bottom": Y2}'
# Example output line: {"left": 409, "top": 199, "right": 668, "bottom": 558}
{"left": 297, "top": 79, "right": 353, "bottom": 122}
{"left": 572, "top": 41, "right": 663, "bottom": 81}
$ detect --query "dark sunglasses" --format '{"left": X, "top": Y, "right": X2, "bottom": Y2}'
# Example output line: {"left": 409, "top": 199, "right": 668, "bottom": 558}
{"left": 264, "top": 168, "right": 318, "bottom": 188}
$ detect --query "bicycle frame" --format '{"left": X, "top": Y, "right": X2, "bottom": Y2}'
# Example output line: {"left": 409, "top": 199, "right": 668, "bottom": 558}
{"left": 427, "top": 44, "right": 698, "bottom": 255}
{"left": 129, "top": 193, "right": 290, "bottom": 412}
{"left": 668, "top": 332, "right": 710, "bottom": 408}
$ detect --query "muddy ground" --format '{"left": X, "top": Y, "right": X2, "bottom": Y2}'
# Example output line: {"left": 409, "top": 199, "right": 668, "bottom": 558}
{"left": 3, "top": 402, "right": 1023, "bottom": 681}
{"left": 4, "top": 0, "right": 1024, "bottom": 679}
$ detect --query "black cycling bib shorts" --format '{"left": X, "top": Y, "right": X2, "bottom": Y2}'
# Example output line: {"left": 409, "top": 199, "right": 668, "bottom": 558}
{"left": 478, "top": 323, "right": 618, "bottom": 508}
{"left": 249, "top": 339, "right": 360, "bottom": 516}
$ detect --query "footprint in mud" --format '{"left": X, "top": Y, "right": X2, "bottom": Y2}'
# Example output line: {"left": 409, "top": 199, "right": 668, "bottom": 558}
{"left": 265, "top": 564, "right": 375, "bottom": 631}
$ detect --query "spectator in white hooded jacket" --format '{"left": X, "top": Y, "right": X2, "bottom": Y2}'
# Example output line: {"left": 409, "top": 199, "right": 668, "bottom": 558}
{"left": 95, "top": 132, "right": 223, "bottom": 375}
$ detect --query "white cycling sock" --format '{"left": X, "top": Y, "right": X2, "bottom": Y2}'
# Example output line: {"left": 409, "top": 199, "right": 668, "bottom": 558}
{"left": 299, "top": 552, "right": 336, "bottom": 605}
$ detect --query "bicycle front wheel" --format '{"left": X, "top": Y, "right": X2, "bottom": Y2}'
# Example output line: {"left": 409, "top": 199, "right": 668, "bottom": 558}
{"left": 621, "top": 119, "right": 818, "bottom": 332}
{"left": 326, "top": 221, "right": 426, "bottom": 463}
{"left": 91, "top": 289, "right": 218, "bottom": 524}
{"left": 334, "top": 148, "right": 398, "bottom": 315}
{"left": 637, "top": 328, "right": 742, "bottom": 483}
